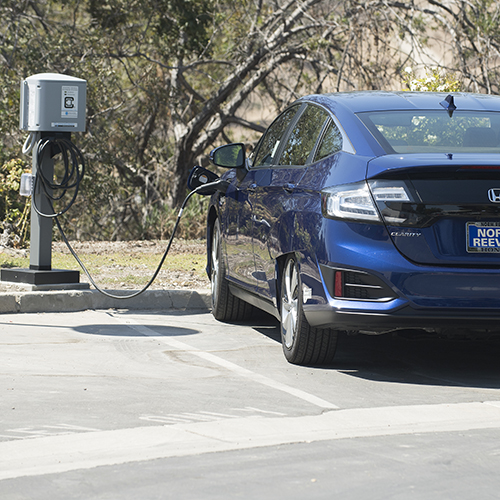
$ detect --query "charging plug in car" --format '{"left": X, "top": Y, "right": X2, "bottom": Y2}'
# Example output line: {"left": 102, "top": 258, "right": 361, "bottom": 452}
{"left": 188, "top": 166, "right": 229, "bottom": 195}
{"left": 188, "top": 166, "right": 219, "bottom": 190}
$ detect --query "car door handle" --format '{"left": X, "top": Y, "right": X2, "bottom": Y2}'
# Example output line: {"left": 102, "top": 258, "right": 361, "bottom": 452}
{"left": 252, "top": 215, "right": 271, "bottom": 228}
{"left": 283, "top": 183, "right": 295, "bottom": 193}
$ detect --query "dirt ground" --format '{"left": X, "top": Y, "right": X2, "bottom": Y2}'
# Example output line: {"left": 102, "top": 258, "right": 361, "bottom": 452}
{"left": 57, "top": 239, "right": 210, "bottom": 290}
{"left": 0, "top": 240, "right": 211, "bottom": 291}
{"left": 51, "top": 239, "right": 207, "bottom": 257}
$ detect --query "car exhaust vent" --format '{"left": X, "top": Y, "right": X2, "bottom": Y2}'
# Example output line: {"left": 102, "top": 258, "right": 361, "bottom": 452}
{"left": 320, "top": 265, "right": 397, "bottom": 302}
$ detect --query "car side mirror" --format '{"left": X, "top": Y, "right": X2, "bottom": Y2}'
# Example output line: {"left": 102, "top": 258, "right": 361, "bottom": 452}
{"left": 210, "top": 143, "right": 246, "bottom": 168}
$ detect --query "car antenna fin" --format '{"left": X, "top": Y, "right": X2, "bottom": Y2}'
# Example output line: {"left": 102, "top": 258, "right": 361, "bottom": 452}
{"left": 439, "top": 94, "right": 457, "bottom": 117}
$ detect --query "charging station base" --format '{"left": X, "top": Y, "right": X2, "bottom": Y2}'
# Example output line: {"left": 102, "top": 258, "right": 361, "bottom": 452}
{"left": 0, "top": 268, "right": 90, "bottom": 291}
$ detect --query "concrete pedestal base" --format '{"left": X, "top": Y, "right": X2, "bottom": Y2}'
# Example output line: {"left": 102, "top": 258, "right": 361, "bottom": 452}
{"left": 0, "top": 268, "right": 89, "bottom": 291}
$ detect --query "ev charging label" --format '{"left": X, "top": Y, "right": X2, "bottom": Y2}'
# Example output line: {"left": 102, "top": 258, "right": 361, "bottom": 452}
{"left": 61, "top": 86, "right": 79, "bottom": 118}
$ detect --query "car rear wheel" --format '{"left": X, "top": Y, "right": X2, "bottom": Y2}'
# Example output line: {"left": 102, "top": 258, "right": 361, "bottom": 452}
{"left": 280, "top": 255, "right": 338, "bottom": 365}
{"left": 211, "top": 219, "right": 253, "bottom": 321}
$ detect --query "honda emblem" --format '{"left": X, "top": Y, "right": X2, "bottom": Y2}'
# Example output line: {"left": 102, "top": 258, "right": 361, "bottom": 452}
{"left": 488, "top": 188, "right": 500, "bottom": 203}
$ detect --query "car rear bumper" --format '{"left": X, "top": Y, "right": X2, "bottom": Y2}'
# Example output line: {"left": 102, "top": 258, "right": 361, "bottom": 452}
{"left": 305, "top": 301, "right": 500, "bottom": 333}
{"left": 307, "top": 258, "right": 500, "bottom": 333}
{"left": 309, "top": 223, "right": 500, "bottom": 333}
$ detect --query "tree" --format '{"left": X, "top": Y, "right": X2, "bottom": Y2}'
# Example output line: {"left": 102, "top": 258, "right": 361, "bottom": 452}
{"left": 1, "top": 0, "right": 500, "bottom": 241}
{"left": 167, "top": 0, "right": 332, "bottom": 205}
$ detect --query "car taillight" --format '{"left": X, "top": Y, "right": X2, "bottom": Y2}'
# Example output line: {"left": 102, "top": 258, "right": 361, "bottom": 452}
{"left": 322, "top": 180, "right": 423, "bottom": 226}
{"left": 368, "top": 180, "right": 415, "bottom": 226}
{"left": 321, "top": 181, "right": 381, "bottom": 222}
{"left": 371, "top": 186, "right": 410, "bottom": 202}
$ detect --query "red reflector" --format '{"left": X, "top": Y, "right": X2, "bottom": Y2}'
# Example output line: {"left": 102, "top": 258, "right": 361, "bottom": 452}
{"left": 334, "top": 271, "right": 343, "bottom": 297}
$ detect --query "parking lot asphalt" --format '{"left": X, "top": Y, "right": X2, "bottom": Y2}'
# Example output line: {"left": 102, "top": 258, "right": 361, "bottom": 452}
{"left": 3, "top": 308, "right": 500, "bottom": 498}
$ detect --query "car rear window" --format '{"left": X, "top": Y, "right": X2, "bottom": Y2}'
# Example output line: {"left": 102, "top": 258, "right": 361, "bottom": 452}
{"left": 357, "top": 110, "right": 500, "bottom": 154}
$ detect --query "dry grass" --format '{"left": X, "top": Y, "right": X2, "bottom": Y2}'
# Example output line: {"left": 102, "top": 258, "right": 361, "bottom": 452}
{"left": 0, "top": 239, "right": 210, "bottom": 290}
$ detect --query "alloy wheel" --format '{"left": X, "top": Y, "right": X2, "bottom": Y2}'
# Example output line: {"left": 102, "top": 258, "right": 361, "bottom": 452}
{"left": 211, "top": 222, "right": 220, "bottom": 307}
{"left": 281, "top": 258, "right": 299, "bottom": 349}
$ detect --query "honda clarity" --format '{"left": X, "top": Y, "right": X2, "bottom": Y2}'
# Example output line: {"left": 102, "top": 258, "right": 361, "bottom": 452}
{"left": 189, "top": 91, "right": 500, "bottom": 365}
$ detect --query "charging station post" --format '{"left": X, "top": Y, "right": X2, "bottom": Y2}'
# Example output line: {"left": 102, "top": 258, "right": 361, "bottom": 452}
{"left": 30, "top": 131, "right": 52, "bottom": 271}
{"left": 0, "top": 73, "right": 88, "bottom": 289}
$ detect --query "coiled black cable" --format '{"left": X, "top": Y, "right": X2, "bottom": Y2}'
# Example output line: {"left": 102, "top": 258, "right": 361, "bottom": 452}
{"left": 32, "top": 135, "right": 85, "bottom": 218}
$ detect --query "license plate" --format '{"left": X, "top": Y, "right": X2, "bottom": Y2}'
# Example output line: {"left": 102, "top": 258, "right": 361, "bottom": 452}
{"left": 467, "top": 222, "right": 500, "bottom": 253}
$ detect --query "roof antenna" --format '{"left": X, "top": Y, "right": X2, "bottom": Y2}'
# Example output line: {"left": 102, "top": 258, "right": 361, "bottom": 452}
{"left": 440, "top": 94, "right": 456, "bottom": 117}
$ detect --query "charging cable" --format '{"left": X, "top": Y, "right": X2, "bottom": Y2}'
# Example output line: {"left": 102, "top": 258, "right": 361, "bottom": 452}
{"left": 22, "top": 132, "right": 37, "bottom": 155}
{"left": 28, "top": 133, "right": 226, "bottom": 299}
{"left": 55, "top": 186, "right": 204, "bottom": 300}
{"left": 32, "top": 135, "right": 85, "bottom": 219}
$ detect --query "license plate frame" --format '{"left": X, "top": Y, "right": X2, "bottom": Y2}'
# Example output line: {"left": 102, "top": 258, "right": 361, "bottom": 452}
{"left": 467, "top": 222, "right": 500, "bottom": 253}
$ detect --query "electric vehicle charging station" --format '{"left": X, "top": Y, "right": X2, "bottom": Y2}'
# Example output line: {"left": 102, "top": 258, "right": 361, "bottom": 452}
{"left": 0, "top": 72, "right": 227, "bottom": 296}
{"left": 1, "top": 73, "right": 88, "bottom": 289}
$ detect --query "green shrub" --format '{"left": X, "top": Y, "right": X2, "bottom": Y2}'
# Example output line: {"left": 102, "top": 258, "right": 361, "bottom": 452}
{"left": 0, "top": 158, "right": 30, "bottom": 248}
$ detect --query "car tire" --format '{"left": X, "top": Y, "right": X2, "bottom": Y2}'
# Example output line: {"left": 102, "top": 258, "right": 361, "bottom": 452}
{"left": 280, "top": 255, "right": 338, "bottom": 365}
{"left": 211, "top": 219, "right": 253, "bottom": 321}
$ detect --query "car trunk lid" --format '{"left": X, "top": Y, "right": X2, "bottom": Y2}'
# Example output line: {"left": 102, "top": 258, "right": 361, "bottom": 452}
{"left": 367, "top": 154, "right": 500, "bottom": 265}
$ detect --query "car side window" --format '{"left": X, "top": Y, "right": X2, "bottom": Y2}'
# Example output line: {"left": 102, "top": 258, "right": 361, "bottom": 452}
{"left": 314, "top": 119, "right": 343, "bottom": 162}
{"left": 278, "top": 105, "right": 329, "bottom": 166}
{"left": 252, "top": 106, "right": 300, "bottom": 167}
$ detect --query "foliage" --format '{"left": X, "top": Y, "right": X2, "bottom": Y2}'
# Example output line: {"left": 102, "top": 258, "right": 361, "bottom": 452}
{"left": 402, "top": 67, "right": 461, "bottom": 92}
{"left": 143, "top": 195, "right": 209, "bottom": 241}
{"left": 0, "top": 159, "right": 30, "bottom": 247}
{"left": 0, "top": 1, "right": 500, "bottom": 242}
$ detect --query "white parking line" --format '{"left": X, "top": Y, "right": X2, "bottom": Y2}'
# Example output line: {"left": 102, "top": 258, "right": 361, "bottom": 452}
{"left": 2, "top": 401, "right": 500, "bottom": 480}
{"left": 110, "top": 314, "right": 339, "bottom": 410}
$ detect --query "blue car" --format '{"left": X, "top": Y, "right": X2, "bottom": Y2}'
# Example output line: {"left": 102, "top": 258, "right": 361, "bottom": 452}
{"left": 189, "top": 91, "right": 500, "bottom": 365}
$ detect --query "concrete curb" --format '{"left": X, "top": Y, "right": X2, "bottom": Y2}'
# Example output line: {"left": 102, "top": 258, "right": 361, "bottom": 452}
{"left": 0, "top": 289, "right": 211, "bottom": 314}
